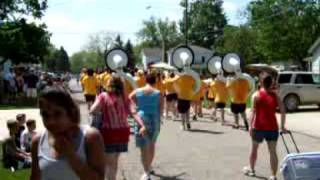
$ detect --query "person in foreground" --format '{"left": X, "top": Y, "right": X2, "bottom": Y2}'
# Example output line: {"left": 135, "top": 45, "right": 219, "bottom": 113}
{"left": 30, "top": 87, "right": 105, "bottom": 180}
{"left": 90, "top": 76, "right": 146, "bottom": 180}
{"left": 129, "top": 74, "right": 163, "bottom": 180}
{"left": 243, "top": 74, "right": 287, "bottom": 180}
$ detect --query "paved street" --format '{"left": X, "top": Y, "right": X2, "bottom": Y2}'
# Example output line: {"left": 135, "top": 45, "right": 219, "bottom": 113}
{"left": 0, "top": 79, "right": 320, "bottom": 179}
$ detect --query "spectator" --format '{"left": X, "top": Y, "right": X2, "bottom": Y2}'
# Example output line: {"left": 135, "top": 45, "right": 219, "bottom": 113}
{"left": 90, "top": 76, "right": 146, "bottom": 180}
{"left": 243, "top": 75, "right": 288, "bottom": 180}
{"left": 25, "top": 69, "right": 39, "bottom": 98}
{"left": 30, "top": 87, "right": 105, "bottom": 180}
{"left": 20, "top": 119, "right": 37, "bottom": 153}
{"left": 15, "top": 69, "right": 25, "bottom": 96}
{"left": 129, "top": 73, "right": 163, "bottom": 180}
{"left": 4, "top": 68, "right": 17, "bottom": 101}
{"left": 2, "top": 119, "right": 31, "bottom": 170}
{"left": 15, "top": 113, "right": 26, "bottom": 148}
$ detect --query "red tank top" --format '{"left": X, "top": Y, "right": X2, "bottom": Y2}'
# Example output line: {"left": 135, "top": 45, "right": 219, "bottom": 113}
{"left": 253, "top": 89, "right": 278, "bottom": 131}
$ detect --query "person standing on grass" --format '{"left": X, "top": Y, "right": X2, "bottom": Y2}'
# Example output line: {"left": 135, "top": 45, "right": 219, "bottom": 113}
{"left": 243, "top": 75, "right": 287, "bottom": 180}
{"left": 81, "top": 68, "right": 99, "bottom": 110}
{"left": 129, "top": 73, "right": 163, "bottom": 180}
{"left": 30, "top": 88, "right": 105, "bottom": 180}
{"left": 90, "top": 76, "right": 146, "bottom": 180}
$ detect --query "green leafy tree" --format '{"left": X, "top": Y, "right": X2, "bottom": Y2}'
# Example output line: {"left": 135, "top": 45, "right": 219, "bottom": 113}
{"left": 114, "top": 34, "right": 124, "bottom": 48}
{"left": 70, "top": 50, "right": 104, "bottom": 73}
{"left": 124, "top": 40, "right": 135, "bottom": 70}
{"left": 216, "top": 25, "right": 263, "bottom": 64}
{"left": 55, "top": 47, "right": 70, "bottom": 72}
{"left": 137, "top": 17, "right": 181, "bottom": 62}
{"left": 0, "top": 0, "right": 50, "bottom": 65}
{"left": 180, "top": 0, "right": 227, "bottom": 49}
{"left": 248, "top": 0, "right": 320, "bottom": 66}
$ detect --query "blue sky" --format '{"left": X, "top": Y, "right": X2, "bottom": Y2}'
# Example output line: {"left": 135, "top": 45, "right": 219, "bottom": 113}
{"left": 41, "top": 0, "right": 252, "bottom": 55}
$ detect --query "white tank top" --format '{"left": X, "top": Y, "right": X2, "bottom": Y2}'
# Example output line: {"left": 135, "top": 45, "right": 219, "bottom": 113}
{"left": 38, "top": 127, "right": 87, "bottom": 180}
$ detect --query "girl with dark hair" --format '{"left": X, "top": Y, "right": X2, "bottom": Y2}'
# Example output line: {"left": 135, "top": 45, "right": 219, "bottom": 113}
{"left": 243, "top": 74, "right": 288, "bottom": 180}
{"left": 30, "top": 87, "right": 105, "bottom": 180}
{"left": 90, "top": 76, "right": 146, "bottom": 180}
{"left": 129, "top": 73, "right": 163, "bottom": 180}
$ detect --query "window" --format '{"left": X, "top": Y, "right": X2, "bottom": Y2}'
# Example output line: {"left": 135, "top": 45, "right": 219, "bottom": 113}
{"left": 278, "top": 74, "right": 292, "bottom": 84}
{"left": 312, "top": 74, "right": 320, "bottom": 84}
{"left": 295, "top": 74, "right": 315, "bottom": 84}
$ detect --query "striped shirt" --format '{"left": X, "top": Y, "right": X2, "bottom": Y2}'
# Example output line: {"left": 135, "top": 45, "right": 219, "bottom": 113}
{"left": 98, "top": 92, "right": 130, "bottom": 129}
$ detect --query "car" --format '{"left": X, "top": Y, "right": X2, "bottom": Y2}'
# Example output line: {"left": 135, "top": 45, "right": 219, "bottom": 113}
{"left": 277, "top": 71, "right": 320, "bottom": 112}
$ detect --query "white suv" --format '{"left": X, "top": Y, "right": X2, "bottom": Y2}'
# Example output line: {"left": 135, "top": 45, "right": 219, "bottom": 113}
{"left": 278, "top": 72, "right": 320, "bottom": 112}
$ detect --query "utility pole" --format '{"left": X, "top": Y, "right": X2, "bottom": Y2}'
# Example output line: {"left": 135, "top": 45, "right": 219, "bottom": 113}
{"left": 185, "top": 0, "right": 189, "bottom": 45}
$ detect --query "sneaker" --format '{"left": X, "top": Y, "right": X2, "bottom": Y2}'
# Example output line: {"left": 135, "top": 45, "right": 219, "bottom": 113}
{"left": 269, "top": 176, "right": 277, "bottom": 180}
{"left": 193, "top": 115, "right": 197, "bottom": 121}
{"left": 243, "top": 166, "right": 255, "bottom": 177}
{"left": 187, "top": 123, "right": 191, "bottom": 130}
{"left": 140, "top": 173, "right": 151, "bottom": 180}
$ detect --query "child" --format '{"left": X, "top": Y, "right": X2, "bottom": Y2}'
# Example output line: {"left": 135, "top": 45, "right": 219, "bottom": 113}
{"left": 20, "top": 119, "right": 37, "bottom": 152}
{"left": 2, "top": 119, "right": 31, "bottom": 170}
{"left": 15, "top": 113, "right": 26, "bottom": 148}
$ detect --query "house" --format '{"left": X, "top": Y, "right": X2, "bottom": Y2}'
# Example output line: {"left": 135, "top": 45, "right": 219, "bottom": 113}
{"left": 167, "top": 45, "right": 214, "bottom": 74}
{"left": 141, "top": 48, "right": 162, "bottom": 70}
{"left": 305, "top": 37, "right": 320, "bottom": 73}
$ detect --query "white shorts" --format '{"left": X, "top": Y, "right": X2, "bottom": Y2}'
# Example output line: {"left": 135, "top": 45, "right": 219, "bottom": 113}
{"left": 27, "top": 88, "right": 37, "bottom": 98}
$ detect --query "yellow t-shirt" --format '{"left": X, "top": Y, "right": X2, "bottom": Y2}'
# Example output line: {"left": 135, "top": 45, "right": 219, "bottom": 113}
{"left": 211, "top": 80, "right": 228, "bottom": 103}
{"left": 193, "top": 81, "right": 207, "bottom": 101}
{"left": 101, "top": 73, "right": 112, "bottom": 89}
{"left": 155, "top": 78, "right": 165, "bottom": 94}
{"left": 124, "top": 79, "right": 134, "bottom": 97}
{"left": 227, "top": 78, "right": 250, "bottom": 104}
{"left": 135, "top": 76, "right": 146, "bottom": 88}
{"left": 208, "top": 81, "right": 216, "bottom": 99}
{"left": 163, "top": 77, "right": 177, "bottom": 94}
{"left": 174, "top": 75, "right": 195, "bottom": 101}
{"left": 81, "top": 76, "right": 98, "bottom": 95}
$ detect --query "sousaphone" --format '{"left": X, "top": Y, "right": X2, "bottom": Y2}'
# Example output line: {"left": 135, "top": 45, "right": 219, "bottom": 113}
{"left": 171, "top": 45, "right": 200, "bottom": 94}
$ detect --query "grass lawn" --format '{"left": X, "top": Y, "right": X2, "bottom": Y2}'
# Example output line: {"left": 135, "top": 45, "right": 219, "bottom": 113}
{"left": 0, "top": 97, "right": 38, "bottom": 110}
{"left": 0, "top": 142, "right": 31, "bottom": 180}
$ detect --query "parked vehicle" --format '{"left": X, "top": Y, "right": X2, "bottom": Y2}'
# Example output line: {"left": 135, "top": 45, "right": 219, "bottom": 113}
{"left": 277, "top": 71, "right": 320, "bottom": 112}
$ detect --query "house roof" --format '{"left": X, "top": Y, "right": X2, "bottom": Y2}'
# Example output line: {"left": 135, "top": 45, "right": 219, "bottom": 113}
{"left": 167, "top": 45, "right": 214, "bottom": 54}
{"left": 308, "top": 37, "right": 320, "bottom": 54}
{"left": 141, "top": 48, "right": 162, "bottom": 57}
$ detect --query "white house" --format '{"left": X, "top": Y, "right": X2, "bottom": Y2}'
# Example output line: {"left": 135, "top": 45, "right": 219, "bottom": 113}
{"left": 167, "top": 45, "right": 214, "bottom": 73}
{"left": 306, "top": 37, "right": 320, "bottom": 73}
{"left": 141, "top": 48, "right": 162, "bottom": 70}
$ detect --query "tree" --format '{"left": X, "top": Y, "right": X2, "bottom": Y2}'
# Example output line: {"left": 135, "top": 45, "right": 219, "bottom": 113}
{"left": 137, "top": 17, "right": 181, "bottom": 62}
{"left": 0, "top": 0, "right": 50, "bottom": 65}
{"left": 124, "top": 40, "right": 135, "bottom": 70}
{"left": 70, "top": 50, "right": 103, "bottom": 73}
{"left": 114, "top": 34, "right": 124, "bottom": 48}
{"left": 248, "top": 0, "right": 320, "bottom": 67}
{"left": 216, "top": 25, "right": 264, "bottom": 64}
{"left": 55, "top": 47, "right": 70, "bottom": 72}
{"left": 180, "top": 0, "right": 227, "bottom": 49}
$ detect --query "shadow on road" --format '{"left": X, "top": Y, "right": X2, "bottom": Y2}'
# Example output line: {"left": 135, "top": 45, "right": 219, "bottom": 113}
{"left": 153, "top": 172, "right": 187, "bottom": 180}
{"left": 244, "top": 174, "right": 268, "bottom": 180}
{"left": 188, "top": 129, "right": 224, "bottom": 135}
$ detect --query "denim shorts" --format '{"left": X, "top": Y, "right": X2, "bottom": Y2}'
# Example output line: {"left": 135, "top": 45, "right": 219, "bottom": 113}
{"left": 252, "top": 129, "right": 279, "bottom": 143}
{"left": 105, "top": 144, "right": 128, "bottom": 153}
